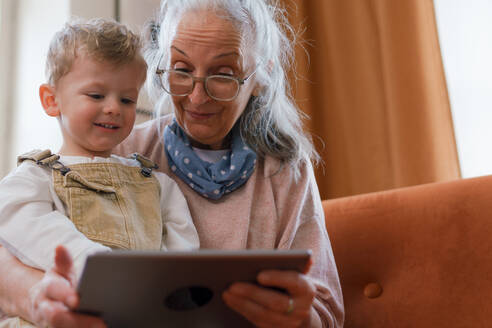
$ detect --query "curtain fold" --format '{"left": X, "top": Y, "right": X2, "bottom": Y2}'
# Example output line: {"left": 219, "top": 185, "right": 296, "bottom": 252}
{"left": 282, "top": 0, "right": 460, "bottom": 199}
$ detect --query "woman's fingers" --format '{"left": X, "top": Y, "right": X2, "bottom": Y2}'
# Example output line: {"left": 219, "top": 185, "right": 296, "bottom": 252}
{"left": 222, "top": 284, "right": 302, "bottom": 328}
{"left": 228, "top": 282, "right": 293, "bottom": 313}
{"left": 222, "top": 270, "right": 316, "bottom": 327}
{"left": 257, "top": 270, "right": 316, "bottom": 307}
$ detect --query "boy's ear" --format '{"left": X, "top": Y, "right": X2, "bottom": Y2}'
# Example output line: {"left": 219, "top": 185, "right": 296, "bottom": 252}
{"left": 39, "top": 84, "right": 60, "bottom": 117}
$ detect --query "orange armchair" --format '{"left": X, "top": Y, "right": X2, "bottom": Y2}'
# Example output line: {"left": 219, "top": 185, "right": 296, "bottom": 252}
{"left": 323, "top": 175, "right": 492, "bottom": 328}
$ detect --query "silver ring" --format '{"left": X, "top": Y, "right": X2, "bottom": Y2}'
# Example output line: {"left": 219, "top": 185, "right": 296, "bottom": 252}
{"left": 286, "top": 298, "right": 294, "bottom": 314}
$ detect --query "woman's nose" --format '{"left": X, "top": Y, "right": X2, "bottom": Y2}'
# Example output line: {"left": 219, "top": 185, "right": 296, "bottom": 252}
{"left": 188, "top": 80, "right": 210, "bottom": 105}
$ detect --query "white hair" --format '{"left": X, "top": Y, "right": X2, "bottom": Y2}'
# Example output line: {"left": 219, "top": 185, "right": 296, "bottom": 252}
{"left": 145, "top": 0, "right": 319, "bottom": 177}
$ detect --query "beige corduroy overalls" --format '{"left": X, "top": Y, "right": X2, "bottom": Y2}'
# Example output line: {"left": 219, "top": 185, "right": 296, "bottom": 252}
{"left": 17, "top": 149, "right": 165, "bottom": 250}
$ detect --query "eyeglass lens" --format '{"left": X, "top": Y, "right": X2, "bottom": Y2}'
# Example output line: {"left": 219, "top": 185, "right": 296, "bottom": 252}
{"left": 163, "top": 71, "right": 239, "bottom": 100}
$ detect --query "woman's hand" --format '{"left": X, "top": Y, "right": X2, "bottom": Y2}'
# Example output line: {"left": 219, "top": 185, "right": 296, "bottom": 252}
{"left": 222, "top": 270, "right": 321, "bottom": 328}
{"left": 29, "top": 245, "right": 106, "bottom": 328}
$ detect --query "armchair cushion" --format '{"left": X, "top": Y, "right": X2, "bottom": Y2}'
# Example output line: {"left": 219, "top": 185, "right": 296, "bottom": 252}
{"left": 323, "top": 175, "right": 492, "bottom": 327}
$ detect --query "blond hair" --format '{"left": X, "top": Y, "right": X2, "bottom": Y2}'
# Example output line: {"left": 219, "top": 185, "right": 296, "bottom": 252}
{"left": 46, "top": 17, "right": 146, "bottom": 85}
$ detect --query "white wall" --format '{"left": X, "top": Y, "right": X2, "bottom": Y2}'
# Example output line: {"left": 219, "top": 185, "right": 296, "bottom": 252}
{"left": 10, "top": 0, "right": 69, "bottom": 172}
{"left": 70, "top": 0, "right": 114, "bottom": 19}
{"left": 120, "top": 0, "right": 160, "bottom": 32}
{"left": 434, "top": 0, "right": 492, "bottom": 178}
{"left": 120, "top": 0, "right": 161, "bottom": 122}
{"left": 0, "top": 0, "right": 17, "bottom": 177}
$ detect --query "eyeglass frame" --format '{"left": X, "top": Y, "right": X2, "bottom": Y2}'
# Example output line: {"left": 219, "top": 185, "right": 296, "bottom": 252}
{"left": 155, "top": 61, "right": 258, "bottom": 102}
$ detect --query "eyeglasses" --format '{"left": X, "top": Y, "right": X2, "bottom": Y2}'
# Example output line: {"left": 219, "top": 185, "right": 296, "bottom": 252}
{"left": 155, "top": 68, "right": 257, "bottom": 101}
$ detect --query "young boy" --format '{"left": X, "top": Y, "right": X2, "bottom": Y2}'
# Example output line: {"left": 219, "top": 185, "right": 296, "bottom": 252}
{"left": 0, "top": 17, "right": 199, "bottom": 303}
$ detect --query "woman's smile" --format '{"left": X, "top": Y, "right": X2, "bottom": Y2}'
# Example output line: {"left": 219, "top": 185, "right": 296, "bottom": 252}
{"left": 185, "top": 109, "right": 218, "bottom": 120}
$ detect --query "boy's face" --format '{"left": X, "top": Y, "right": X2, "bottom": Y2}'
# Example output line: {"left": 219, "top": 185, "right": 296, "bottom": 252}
{"left": 42, "top": 53, "right": 146, "bottom": 157}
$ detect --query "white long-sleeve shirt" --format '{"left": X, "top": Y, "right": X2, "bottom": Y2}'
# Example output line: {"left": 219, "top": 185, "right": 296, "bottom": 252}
{"left": 0, "top": 155, "right": 199, "bottom": 279}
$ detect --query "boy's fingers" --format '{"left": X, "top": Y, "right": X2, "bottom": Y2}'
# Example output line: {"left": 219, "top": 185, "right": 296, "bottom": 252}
{"left": 51, "top": 311, "right": 107, "bottom": 328}
{"left": 30, "top": 274, "right": 76, "bottom": 309}
{"left": 36, "top": 300, "right": 106, "bottom": 328}
{"left": 44, "top": 276, "right": 78, "bottom": 308}
{"left": 54, "top": 245, "right": 73, "bottom": 278}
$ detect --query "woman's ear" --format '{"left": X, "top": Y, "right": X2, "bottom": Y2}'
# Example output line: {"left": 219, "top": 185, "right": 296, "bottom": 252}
{"left": 39, "top": 84, "right": 60, "bottom": 117}
{"left": 251, "top": 60, "right": 274, "bottom": 97}
{"left": 252, "top": 84, "right": 261, "bottom": 97}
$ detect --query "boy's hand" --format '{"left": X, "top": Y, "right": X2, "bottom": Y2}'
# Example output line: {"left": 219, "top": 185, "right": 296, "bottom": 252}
{"left": 29, "top": 245, "right": 106, "bottom": 328}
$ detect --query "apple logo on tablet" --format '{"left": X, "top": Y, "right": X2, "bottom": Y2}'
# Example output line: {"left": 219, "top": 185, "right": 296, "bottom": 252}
{"left": 164, "top": 286, "right": 213, "bottom": 311}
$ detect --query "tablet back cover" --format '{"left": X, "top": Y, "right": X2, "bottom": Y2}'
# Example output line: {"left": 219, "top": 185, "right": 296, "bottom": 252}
{"left": 76, "top": 250, "right": 311, "bottom": 328}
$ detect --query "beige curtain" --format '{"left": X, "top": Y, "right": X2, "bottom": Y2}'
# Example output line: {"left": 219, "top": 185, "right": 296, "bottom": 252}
{"left": 282, "top": 0, "right": 460, "bottom": 199}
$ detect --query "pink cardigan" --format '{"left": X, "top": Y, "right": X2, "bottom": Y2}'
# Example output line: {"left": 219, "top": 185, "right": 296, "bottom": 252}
{"left": 115, "top": 116, "right": 344, "bottom": 327}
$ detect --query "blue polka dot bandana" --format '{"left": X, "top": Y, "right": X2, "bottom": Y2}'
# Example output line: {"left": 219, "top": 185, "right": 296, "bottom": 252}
{"left": 164, "top": 119, "right": 257, "bottom": 200}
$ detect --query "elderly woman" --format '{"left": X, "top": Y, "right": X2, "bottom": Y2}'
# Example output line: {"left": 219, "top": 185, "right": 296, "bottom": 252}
{"left": 0, "top": 0, "right": 344, "bottom": 327}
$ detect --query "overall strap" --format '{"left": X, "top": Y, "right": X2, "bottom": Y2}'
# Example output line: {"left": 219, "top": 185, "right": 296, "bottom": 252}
{"left": 17, "top": 149, "right": 71, "bottom": 175}
{"left": 131, "top": 153, "right": 159, "bottom": 177}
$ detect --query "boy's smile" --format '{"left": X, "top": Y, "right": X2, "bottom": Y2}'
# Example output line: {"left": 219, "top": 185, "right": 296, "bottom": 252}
{"left": 94, "top": 122, "right": 120, "bottom": 130}
{"left": 40, "top": 53, "right": 146, "bottom": 158}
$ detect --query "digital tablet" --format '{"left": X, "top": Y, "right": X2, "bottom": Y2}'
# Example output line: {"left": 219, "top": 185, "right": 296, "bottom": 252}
{"left": 76, "top": 249, "right": 312, "bottom": 328}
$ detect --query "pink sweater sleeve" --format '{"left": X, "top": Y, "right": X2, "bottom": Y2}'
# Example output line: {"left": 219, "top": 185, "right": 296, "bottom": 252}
{"left": 269, "top": 161, "right": 344, "bottom": 327}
